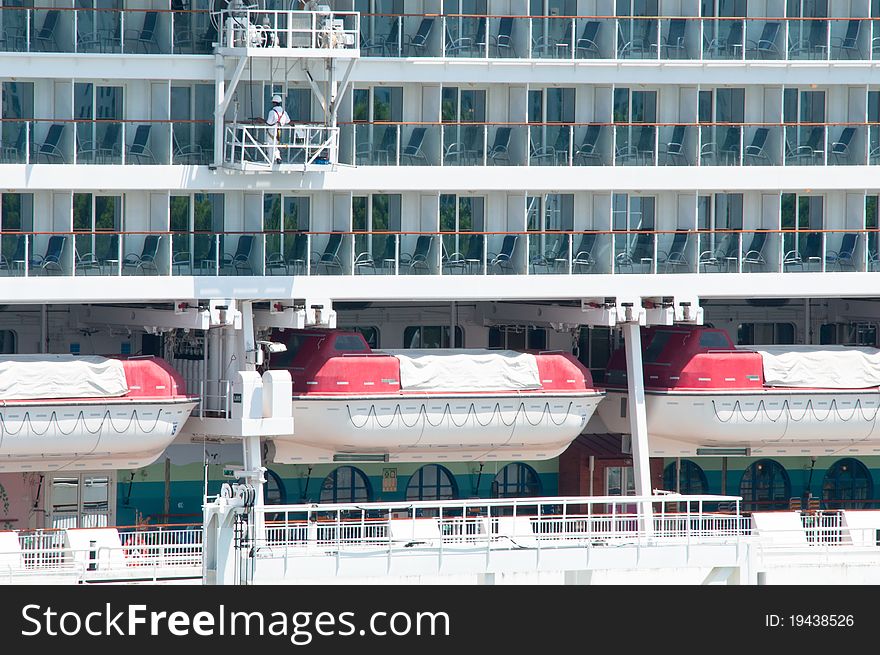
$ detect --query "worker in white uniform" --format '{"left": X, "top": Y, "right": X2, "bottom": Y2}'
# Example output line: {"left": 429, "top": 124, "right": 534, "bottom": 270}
{"left": 265, "top": 94, "right": 290, "bottom": 164}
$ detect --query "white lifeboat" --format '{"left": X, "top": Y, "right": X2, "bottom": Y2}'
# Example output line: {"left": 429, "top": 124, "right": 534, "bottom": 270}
{"left": 266, "top": 329, "right": 603, "bottom": 463}
{"left": 0, "top": 355, "right": 198, "bottom": 472}
{"left": 597, "top": 326, "right": 880, "bottom": 456}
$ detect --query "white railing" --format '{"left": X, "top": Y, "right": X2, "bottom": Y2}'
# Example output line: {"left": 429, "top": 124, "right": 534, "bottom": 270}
{"left": 189, "top": 378, "right": 232, "bottom": 418}
{"left": 216, "top": 9, "right": 358, "bottom": 52}
{"left": 225, "top": 123, "right": 338, "bottom": 168}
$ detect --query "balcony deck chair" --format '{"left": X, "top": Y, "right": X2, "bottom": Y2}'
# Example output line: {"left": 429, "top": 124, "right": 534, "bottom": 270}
{"left": 698, "top": 232, "right": 738, "bottom": 272}
{"left": 743, "top": 127, "right": 770, "bottom": 165}
{"left": 0, "top": 235, "right": 27, "bottom": 275}
{"left": 705, "top": 19, "right": 743, "bottom": 58}
{"left": 575, "top": 20, "right": 601, "bottom": 59}
{"left": 748, "top": 21, "right": 780, "bottom": 59}
{"left": 830, "top": 127, "right": 856, "bottom": 165}
{"left": 789, "top": 19, "right": 827, "bottom": 59}
{"left": 784, "top": 232, "right": 822, "bottom": 270}
{"left": 616, "top": 232, "right": 654, "bottom": 272}
{"left": 531, "top": 127, "right": 570, "bottom": 165}
{"left": 446, "top": 17, "right": 486, "bottom": 57}
{"left": 80, "top": 122, "right": 121, "bottom": 164}
{"left": 400, "top": 234, "right": 434, "bottom": 274}
{"left": 572, "top": 232, "right": 598, "bottom": 273}
{"left": 33, "top": 9, "right": 59, "bottom": 52}
{"left": 1, "top": 124, "right": 27, "bottom": 163}
{"left": 123, "top": 234, "right": 161, "bottom": 275}
{"left": 35, "top": 124, "right": 66, "bottom": 164}
{"left": 362, "top": 16, "right": 399, "bottom": 56}
{"left": 32, "top": 235, "right": 66, "bottom": 275}
{"left": 223, "top": 234, "right": 254, "bottom": 274}
{"left": 400, "top": 127, "right": 428, "bottom": 165}
{"left": 311, "top": 232, "right": 344, "bottom": 274}
{"left": 491, "top": 17, "right": 516, "bottom": 58}
{"left": 530, "top": 234, "right": 569, "bottom": 273}
{"left": 661, "top": 125, "right": 688, "bottom": 165}
{"left": 489, "top": 234, "right": 519, "bottom": 274}
{"left": 488, "top": 126, "right": 512, "bottom": 165}
{"left": 96, "top": 233, "right": 120, "bottom": 273}
{"left": 575, "top": 124, "right": 603, "bottom": 165}
{"left": 794, "top": 126, "right": 824, "bottom": 165}
{"left": 405, "top": 17, "right": 434, "bottom": 56}
{"left": 741, "top": 232, "right": 768, "bottom": 271}
{"left": 825, "top": 232, "right": 858, "bottom": 271}
{"left": 266, "top": 231, "right": 309, "bottom": 275}
{"left": 127, "top": 124, "right": 156, "bottom": 164}
{"left": 634, "top": 125, "right": 656, "bottom": 165}
{"left": 354, "top": 235, "right": 397, "bottom": 274}
{"left": 832, "top": 20, "right": 862, "bottom": 59}
{"left": 657, "top": 231, "right": 690, "bottom": 272}
{"left": 661, "top": 18, "right": 688, "bottom": 58}
{"left": 125, "top": 10, "right": 159, "bottom": 53}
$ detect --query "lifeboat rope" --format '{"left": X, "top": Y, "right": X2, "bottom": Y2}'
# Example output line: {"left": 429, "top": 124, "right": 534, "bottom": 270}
{"left": 345, "top": 400, "right": 576, "bottom": 430}
{"left": 0, "top": 408, "right": 168, "bottom": 437}
{"left": 711, "top": 398, "right": 880, "bottom": 424}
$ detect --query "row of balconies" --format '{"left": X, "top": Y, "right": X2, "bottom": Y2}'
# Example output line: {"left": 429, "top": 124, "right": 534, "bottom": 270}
{"left": 1, "top": 229, "right": 876, "bottom": 278}
{"left": 5, "top": 119, "right": 880, "bottom": 168}
{"left": 5, "top": 8, "right": 880, "bottom": 63}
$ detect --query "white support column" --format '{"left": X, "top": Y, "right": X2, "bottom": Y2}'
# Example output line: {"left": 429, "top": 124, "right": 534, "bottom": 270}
{"left": 623, "top": 321, "right": 653, "bottom": 535}
{"left": 241, "top": 434, "right": 265, "bottom": 544}
{"left": 207, "top": 328, "right": 222, "bottom": 412}
{"left": 214, "top": 54, "right": 226, "bottom": 168}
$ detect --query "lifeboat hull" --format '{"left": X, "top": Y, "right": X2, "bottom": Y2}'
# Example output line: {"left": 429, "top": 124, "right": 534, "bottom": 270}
{"left": 0, "top": 398, "right": 198, "bottom": 472}
{"left": 271, "top": 392, "right": 603, "bottom": 463}
{"left": 598, "top": 389, "right": 880, "bottom": 456}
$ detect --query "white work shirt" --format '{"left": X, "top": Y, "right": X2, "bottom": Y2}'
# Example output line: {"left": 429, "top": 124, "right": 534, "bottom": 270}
{"left": 266, "top": 105, "right": 291, "bottom": 128}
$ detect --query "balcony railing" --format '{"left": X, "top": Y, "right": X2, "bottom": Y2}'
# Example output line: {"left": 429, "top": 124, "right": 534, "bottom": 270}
{"left": 1, "top": 229, "right": 878, "bottom": 278}
{"left": 213, "top": 8, "right": 358, "bottom": 53}
{"left": 0, "top": 118, "right": 213, "bottom": 165}
{"left": 224, "top": 123, "right": 338, "bottom": 168}
{"left": 339, "top": 122, "right": 880, "bottom": 168}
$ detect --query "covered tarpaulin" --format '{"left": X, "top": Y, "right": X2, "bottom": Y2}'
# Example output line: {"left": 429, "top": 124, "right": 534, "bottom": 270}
{"left": 385, "top": 349, "right": 542, "bottom": 392}
{"left": 0, "top": 355, "right": 128, "bottom": 400}
{"left": 750, "top": 345, "right": 880, "bottom": 389}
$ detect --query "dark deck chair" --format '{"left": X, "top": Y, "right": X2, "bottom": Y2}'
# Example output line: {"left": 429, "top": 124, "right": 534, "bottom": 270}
{"left": 405, "top": 17, "right": 434, "bottom": 56}
{"left": 795, "top": 126, "right": 824, "bottom": 164}
{"left": 312, "top": 232, "right": 344, "bottom": 274}
{"left": 354, "top": 234, "right": 396, "bottom": 274}
{"left": 492, "top": 17, "right": 516, "bottom": 57}
{"left": 489, "top": 234, "right": 518, "bottom": 273}
{"left": 530, "top": 234, "right": 569, "bottom": 272}
{"left": 1, "top": 124, "right": 27, "bottom": 163}
{"left": 831, "top": 127, "right": 856, "bottom": 165}
{"left": 362, "top": 16, "right": 400, "bottom": 56}
{"left": 826, "top": 232, "right": 858, "bottom": 270}
{"left": 400, "top": 127, "right": 428, "bottom": 165}
{"left": 531, "top": 127, "right": 570, "bottom": 165}
{"left": 123, "top": 234, "right": 160, "bottom": 274}
{"left": 572, "top": 232, "right": 598, "bottom": 272}
{"left": 35, "top": 124, "right": 65, "bottom": 163}
{"left": 446, "top": 16, "right": 486, "bottom": 57}
{"left": 126, "top": 10, "right": 159, "bottom": 53}
{"left": 267, "top": 232, "right": 308, "bottom": 274}
{"left": 616, "top": 232, "right": 654, "bottom": 271}
{"left": 377, "top": 125, "right": 398, "bottom": 164}
{"left": 784, "top": 232, "right": 823, "bottom": 269}
{"left": 97, "top": 233, "right": 120, "bottom": 272}
{"left": 741, "top": 232, "right": 768, "bottom": 270}
{"left": 832, "top": 20, "right": 862, "bottom": 59}
{"left": 443, "top": 233, "right": 485, "bottom": 274}
{"left": 699, "top": 232, "right": 738, "bottom": 271}
{"left": 224, "top": 234, "right": 254, "bottom": 274}
{"left": 575, "top": 20, "right": 601, "bottom": 59}
{"left": 749, "top": 21, "right": 780, "bottom": 58}
{"left": 719, "top": 126, "right": 741, "bottom": 164}
{"left": 658, "top": 231, "right": 690, "bottom": 272}
{"left": 32, "top": 235, "right": 66, "bottom": 275}
{"left": 400, "top": 234, "right": 434, "bottom": 273}
{"left": 790, "top": 19, "right": 827, "bottom": 58}
{"left": 33, "top": 9, "right": 59, "bottom": 52}
{"left": 127, "top": 124, "right": 156, "bottom": 164}
{"left": 81, "top": 122, "right": 121, "bottom": 163}
{"left": 0, "top": 235, "right": 26, "bottom": 274}
{"left": 661, "top": 18, "right": 688, "bottom": 58}
{"left": 705, "top": 19, "right": 743, "bottom": 58}
{"left": 744, "top": 127, "right": 770, "bottom": 165}
{"left": 635, "top": 125, "right": 656, "bottom": 164}
{"left": 662, "top": 125, "right": 688, "bottom": 165}
{"left": 488, "top": 126, "right": 512, "bottom": 165}
{"left": 575, "top": 124, "right": 602, "bottom": 165}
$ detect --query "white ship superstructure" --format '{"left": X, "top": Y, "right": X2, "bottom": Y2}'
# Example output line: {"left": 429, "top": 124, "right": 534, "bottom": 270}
{"left": 3, "top": 0, "right": 880, "bottom": 583}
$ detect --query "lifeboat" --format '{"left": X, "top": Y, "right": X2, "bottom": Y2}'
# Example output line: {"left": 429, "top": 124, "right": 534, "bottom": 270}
{"left": 266, "top": 329, "right": 603, "bottom": 463}
{"left": 597, "top": 326, "right": 880, "bottom": 456}
{"left": 0, "top": 355, "right": 198, "bottom": 472}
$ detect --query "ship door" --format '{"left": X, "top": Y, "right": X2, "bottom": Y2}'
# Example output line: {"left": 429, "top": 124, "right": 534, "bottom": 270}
{"left": 605, "top": 465, "right": 636, "bottom": 513}
{"left": 46, "top": 473, "right": 116, "bottom": 529}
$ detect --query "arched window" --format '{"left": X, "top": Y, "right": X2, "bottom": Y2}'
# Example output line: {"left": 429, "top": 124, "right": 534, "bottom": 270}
{"left": 663, "top": 460, "right": 708, "bottom": 495}
{"left": 264, "top": 469, "right": 287, "bottom": 505}
{"left": 406, "top": 464, "right": 458, "bottom": 501}
{"left": 492, "top": 463, "right": 542, "bottom": 498}
{"left": 319, "top": 466, "right": 372, "bottom": 504}
{"left": 823, "top": 458, "right": 873, "bottom": 510}
{"left": 739, "top": 459, "right": 791, "bottom": 511}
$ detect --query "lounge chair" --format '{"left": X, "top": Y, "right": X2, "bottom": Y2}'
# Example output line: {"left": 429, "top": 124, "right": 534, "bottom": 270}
{"left": 405, "top": 17, "right": 434, "bottom": 56}
{"left": 123, "top": 234, "right": 161, "bottom": 275}
{"left": 311, "top": 232, "right": 344, "bottom": 274}
{"left": 400, "top": 234, "right": 434, "bottom": 274}
{"left": 825, "top": 232, "right": 858, "bottom": 270}
{"left": 572, "top": 232, "right": 598, "bottom": 273}
{"left": 658, "top": 231, "right": 690, "bottom": 272}
{"left": 489, "top": 234, "right": 518, "bottom": 274}
{"left": 32, "top": 235, "right": 66, "bottom": 275}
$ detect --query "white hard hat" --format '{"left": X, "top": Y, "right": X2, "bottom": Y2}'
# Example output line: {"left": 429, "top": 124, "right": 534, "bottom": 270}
{"left": 272, "top": 94, "right": 282, "bottom": 103}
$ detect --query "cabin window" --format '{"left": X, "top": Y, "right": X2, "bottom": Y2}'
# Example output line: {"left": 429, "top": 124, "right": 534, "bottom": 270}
{"left": 737, "top": 323, "right": 796, "bottom": 345}
{"left": 822, "top": 459, "right": 873, "bottom": 510}
{"left": 819, "top": 323, "right": 878, "bottom": 347}
{"left": 488, "top": 326, "right": 547, "bottom": 350}
{"left": 333, "top": 335, "right": 369, "bottom": 352}
{"left": 406, "top": 464, "right": 458, "bottom": 501}
{"left": 492, "top": 463, "right": 542, "bottom": 498}
{"left": 0, "top": 330, "right": 15, "bottom": 354}
{"left": 577, "top": 326, "right": 614, "bottom": 384}
{"left": 403, "top": 326, "right": 464, "bottom": 349}
{"left": 663, "top": 460, "right": 709, "bottom": 495}
{"left": 739, "top": 459, "right": 791, "bottom": 511}
{"left": 643, "top": 331, "right": 674, "bottom": 363}
{"left": 698, "top": 331, "right": 731, "bottom": 350}
{"left": 320, "top": 466, "right": 372, "bottom": 504}
{"left": 340, "top": 326, "right": 380, "bottom": 349}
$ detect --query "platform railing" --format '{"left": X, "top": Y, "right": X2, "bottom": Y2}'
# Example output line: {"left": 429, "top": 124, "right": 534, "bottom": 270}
{"left": 224, "top": 123, "right": 338, "bottom": 168}
{"left": 214, "top": 8, "right": 358, "bottom": 52}
{"left": 1, "top": 228, "right": 879, "bottom": 278}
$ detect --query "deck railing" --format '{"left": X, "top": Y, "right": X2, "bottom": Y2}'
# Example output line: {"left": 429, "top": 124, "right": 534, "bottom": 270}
{"left": 224, "top": 123, "right": 338, "bottom": 168}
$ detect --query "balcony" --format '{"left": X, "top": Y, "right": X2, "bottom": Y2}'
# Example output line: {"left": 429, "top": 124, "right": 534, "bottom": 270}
{"left": 214, "top": 8, "right": 358, "bottom": 57}
{"left": 1, "top": 229, "right": 875, "bottom": 279}
{"left": 335, "top": 121, "right": 875, "bottom": 169}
